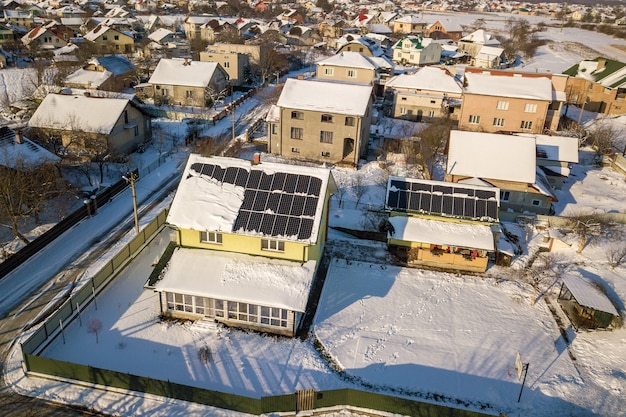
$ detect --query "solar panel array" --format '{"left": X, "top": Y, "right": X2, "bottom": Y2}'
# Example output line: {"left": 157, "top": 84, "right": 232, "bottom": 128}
{"left": 387, "top": 178, "right": 499, "bottom": 220}
{"left": 190, "top": 162, "right": 323, "bottom": 240}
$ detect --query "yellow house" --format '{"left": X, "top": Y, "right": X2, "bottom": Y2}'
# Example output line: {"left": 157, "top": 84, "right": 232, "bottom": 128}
{"left": 83, "top": 24, "right": 134, "bottom": 54}
{"left": 155, "top": 155, "right": 337, "bottom": 337}
{"left": 385, "top": 177, "right": 498, "bottom": 273}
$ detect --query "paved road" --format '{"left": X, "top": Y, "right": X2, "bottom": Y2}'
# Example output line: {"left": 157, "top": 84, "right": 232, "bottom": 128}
{"left": 0, "top": 167, "right": 181, "bottom": 416}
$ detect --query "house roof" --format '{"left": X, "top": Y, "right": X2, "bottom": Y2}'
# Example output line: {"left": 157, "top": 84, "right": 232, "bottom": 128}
{"left": 147, "top": 27, "right": 172, "bottom": 42}
{"left": 28, "top": 93, "right": 130, "bottom": 135}
{"left": 148, "top": 58, "right": 220, "bottom": 87}
{"left": 386, "top": 66, "right": 462, "bottom": 94}
{"left": 562, "top": 275, "right": 619, "bottom": 316}
{"left": 90, "top": 54, "right": 135, "bottom": 76}
{"left": 447, "top": 131, "right": 537, "bottom": 183}
{"left": 531, "top": 134, "right": 580, "bottom": 163}
{"left": 0, "top": 127, "right": 60, "bottom": 168}
{"left": 166, "top": 154, "right": 333, "bottom": 244}
{"left": 475, "top": 45, "right": 505, "bottom": 60}
{"left": 460, "top": 29, "right": 500, "bottom": 45}
{"left": 155, "top": 247, "right": 317, "bottom": 312}
{"left": 388, "top": 216, "right": 495, "bottom": 251}
{"left": 563, "top": 57, "right": 626, "bottom": 89}
{"left": 464, "top": 72, "right": 553, "bottom": 101}
{"left": 316, "top": 51, "right": 379, "bottom": 70}
{"left": 277, "top": 78, "right": 373, "bottom": 117}
{"left": 64, "top": 68, "right": 112, "bottom": 88}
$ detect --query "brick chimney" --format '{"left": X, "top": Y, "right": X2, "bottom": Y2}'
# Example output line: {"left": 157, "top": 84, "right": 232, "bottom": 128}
{"left": 15, "top": 129, "right": 23, "bottom": 144}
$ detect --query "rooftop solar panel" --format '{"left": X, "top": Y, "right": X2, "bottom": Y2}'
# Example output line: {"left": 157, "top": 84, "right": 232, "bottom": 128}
{"left": 284, "top": 174, "right": 298, "bottom": 193}
{"left": 235, "top": 168, "right": 249, "bottom": 187}
{"left": 309, "top": 178, "right": 322, "bottom": 196}
{"left": 252, "top": 191, "right": 270, "bottom": 211}
{"left": 259, "top": 173, "right": 273, "bottom": 190}
{"left": 291, "top": 195, "right": 306, "bottom": 217}
{"left": 271, "top": 172, "right": 286, "bottom": 191}
{"left": 260, "top": 213, "right": 275, "bottom": 235}
{"left": 272, "top": 215, "right": 288, "bottom": 236}
{"left": 246, "top": 170, "right": 262, "bottom": 189}
{"left": 296, "top": 175, "right": 310, "bottom": 194}
{"left": 298, "top": 218, "right": 314, "bottom": 240}
{"left": 303, "top": 197, "right": 318, "bottom": 217}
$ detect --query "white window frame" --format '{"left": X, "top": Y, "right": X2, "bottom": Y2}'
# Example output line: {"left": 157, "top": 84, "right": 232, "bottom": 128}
{"left": 200, "top": 231, "right": 223, "bottom": 244}
{"left": 493, "top": 117, "right": 505, "bottom": 127}
{"left": 520, "top": 120, "right": 533, "bottom": 130}
{"left": 496, "top": 100, "right": 509, "bottom": 110}
{"left": 345, "top": 116, "right": 355, "bottom": 126}
{"left": 347, "top": 69, "right": 357, "bottom": 78}
{"left": 400, "top": 107, "right": 407, "bottom": 115}
{"left": 290, "top": 127, "right": 303, "bottom": 139}
{"left": 261, "top": 239, "right": 285, "bottom": 252}
{"left": 500, "top": 191, "right": 510, "bottom": 201}
{"left": 320, "top": 130, "right": 333, "bottom": 143}
{"left": 468, "top": 115, "right": 480, "bottom": 124}
{"left": 324, "top": 67, "right": 334, "bottom": 76}
{"left": 524, "top": 103, "right": 537, "bottom": 113}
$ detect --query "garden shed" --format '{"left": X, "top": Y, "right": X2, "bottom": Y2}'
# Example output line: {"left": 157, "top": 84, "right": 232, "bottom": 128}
{"left": 558, "top": 275, "right": 620, "bottom": 329}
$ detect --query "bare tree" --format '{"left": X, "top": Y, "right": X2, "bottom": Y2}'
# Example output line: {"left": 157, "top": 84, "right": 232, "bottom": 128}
{"left": 586, "top": 120, "right": 623, "bottom": 159}
{"left": 566, "top": 211, "right": 607, "bottom": 253}
{"left": 351, "top": 173, "right": 367, "bottom": 208}
{"left": 606, "top": 244, "right": 626, "bottom": 270}
{"left": 412, "top": 117, "right": 453, "bottom": 180}
{"left": 192, "top": 136, "right": 227, "bottom": 156}
{"left": 524, "top": 254, "right": 558, "bottom": 306}
{"left": 87, "top": 318, "right": 102, "bottom": 344}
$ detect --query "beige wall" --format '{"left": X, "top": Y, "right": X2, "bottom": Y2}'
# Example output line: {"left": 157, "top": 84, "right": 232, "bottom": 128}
{"left": 315, "top": 64, "right": 375, "bottom": 84}
{"left": 152, "top": 69, "right": 229, "bottom": 107}
{"left": 200, "top": 50, "right": 248, "bottom": 85}
{"left": 90, "top": 31, "right": 134, "bottom": 53}
{"left": 392, "top": 42, "right": 441, "bottom": 65}
{"left": 458, "top": 94, "right": 549, "bottom": 134}
{"left": 392, "top": 92, "right": 448, "bottom": 121}
{"left": 268, "top": 106, "right": 371, "bottom": 166}
{"left": 336, "top": 43, "right": 374, "bottom": 57}
{"left": 209, "top": 43, "right": 263, "bottom": 64}
{"left": 392, "top": 21, "right": 427, "bottom": 34}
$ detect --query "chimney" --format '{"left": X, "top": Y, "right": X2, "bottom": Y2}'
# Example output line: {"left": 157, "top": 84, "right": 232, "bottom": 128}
{"left": 597, "top": 57, "right": 607, "bottom": 71}
{"left": 15, "top": 129, "right": 23, "bottom": 144}
{"left": 297, "top": 74, "right": 305, "bottom": 80}
{"left": 183, "top": 58, "right": 188, "bottom": 66}
{"left": 253, "top": 152, "right": 261, "bottom": 165}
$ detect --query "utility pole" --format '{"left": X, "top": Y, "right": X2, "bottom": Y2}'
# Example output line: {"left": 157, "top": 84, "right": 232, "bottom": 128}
{"left": 231, "top": 82, "right": 235, "bottom": 142}
{"left": 123, "top": 172, "right": 139, "bottom": 234}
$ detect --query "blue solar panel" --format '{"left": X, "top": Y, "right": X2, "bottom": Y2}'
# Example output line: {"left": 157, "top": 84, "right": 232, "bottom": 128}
{"left": 278, "top": 194, "right": 294, "bottom": 214}
{"left": 284, "top": 174, "right": 298, "bottom": 193}
{"left": 290, "top": 195, "right": 306, "bottom": 216}
{"left": 298, "top": 218, "right": 314, "bottom": 240}
{"left": 246, "top": 170, "right": 262, "bottom": 189}
{"left": 296, "top": 175, "right": 310, "bottom": 194}
{"left": 272, "top": 215, "right": 288, "bottom": 236}
{"left": 260, "top": 213, "right": 276, "bottom": 235}
{"left": 271, "top": 172, "right": 286, "bottom": 191}
{"left": 309, "top": 178, "right": 322, "bottom": 196}
{"left": 252, "top": 191, "right": 269, "bottom": 211}
{"left": 267, "top": 193, "right": 281, "bottom": 212}
{"left": 235, "top": 168, "right": 249, "bottom": 187}
{"left": 303, "top": 197, "right": 318, "bottom": 217}
{"left": 259, "top": 173, "right": 273, "bottom": 190}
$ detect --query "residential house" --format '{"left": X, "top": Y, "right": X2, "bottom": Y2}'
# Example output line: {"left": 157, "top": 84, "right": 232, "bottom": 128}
{"left": 392, "top": 35, "right": 442, "bottom": 66}
{"left": 385, "top": 176, "right": 498, "bottom": 273}
{"left": 148, "top": 58, "right": 229, "bottom": 107}
{"left": 84, "top": 24, "right": 134, "bottom": 54}
{"left": 277, "top": 9, "right": 303, "bottom": 24}
{"left": 22, "top": 22, "right": 74, "bottom": 50}
{"left": 0, "top": 126, "right": 60, "bottom": 168}
{"left": 184, "top": 15, "right": 215, "bottom": 40}
{"left": 199, "top": 17, "right": 235, "bottom": 43}
{"left": 285, "top": 25, "right": 322, "bottom": 46}
{"left": 3, "top": 9, "right": 36, "bottom": 30}
{"left": 64, "top": 55, "right": 137, "bottom": 92}
{"left": 336, "top": 35, "right": 386, "bottom": 57}
{"left": 424, "top": 17, "right": 463, "bottom": 41}
{"left": 315, "top": 51, "right": 394, "bottom": 96}
{"left": 266, "top": 78, "right": 373, "bottom": 166}
{"left": 563, "top": 57, "right": 626, "bottom": 115}
{"left": 384, "top": 66, "right": 463, "bottom": 121}
{"left": 458, "top": 71, "right": 558, "bottom": 134}
{"left": 28, "top": 93, "right": 151, "bottom": 157}
{"left": 445, "top": 130, "right": 557, "bottom": 217}
{"left": 207, "top": 43, "right": 265, "bottom": 65}
{"left": 457, "top": 29, "right": 500, "bottom": 59}
{"left": 531, "top": 134, "right": 579, "bottom": 189}
{"left": 200, "top": 48, "right": 249, "bottom": 86}
{"left": 155, "top": 154, "right": 336, "bottom": 337}
{"left": 392, "top": 15, "right": 427, "bottom": 34}
{"left": 0, "top": 24, "right": 18, "bottom": 45}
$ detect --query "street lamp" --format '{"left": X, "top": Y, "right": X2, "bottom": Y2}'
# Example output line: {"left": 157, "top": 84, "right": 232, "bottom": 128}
{"left": 122, "top": 172, "right": 139, "bottom": 234}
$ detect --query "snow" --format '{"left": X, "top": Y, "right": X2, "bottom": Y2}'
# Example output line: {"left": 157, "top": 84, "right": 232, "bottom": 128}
{"left": 316, "top": 52, "right": 379, "bottom": 70}
{"left": 156, "top": 247, "right": 317, "bottom": 312}
{"left": 385, "top": 66, "right": 462, "bottom": 94}
{"left": 148, "top": 58, "right": 221, "bottom": 87}
{"left": 447, "top": 131, "right": 537, "bottom": 183}
{"left": 277, "top": 78, "right": 373, "bottom": 116}
{"left": 533, "top": 134, "right": 580, "bottom": 164}
{"left": 0, "top": 133, "right": 60, "bottom": 168}
{"left": 464, "top": 72, "right": 553, "bottom": 101}
{"left": 562, "top": 274, "right": 619, "bottom": 317}
{"left": 388, "top": 216, "right": 495, "bottom": 251}
{"left": 64, "top": 68, "right": 113, "bottom": 88}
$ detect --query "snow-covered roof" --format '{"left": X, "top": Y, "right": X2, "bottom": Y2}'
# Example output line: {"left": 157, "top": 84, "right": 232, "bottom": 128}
{"left": 562, "top": 275, "right": 619, "bottom": 316}
{"left": 148, "top": 58, "right": 220, "bottom": 87}
{"left": 460, "top": 29, "right": 500, "bottom": 46}
{"left": 265, "top": 104, "right": 280, "bottom": 123}
{"left": 386, "top": 66, "right": 462, "bottom": 94}
{"left": 155, "top": 247, "right": 316, "bottom": 312}
{"left": 464, "top": 72, "right": 553, "bottom": 101}
{"left": 532, "top": 134, "right": 580, "bottom": 163}
{"left": 447, "top": 131, "right": 536, "bottom": 183}
{"left": 64, "top": 68, "right": 112, "bottom": 88}
{"left": 277, "top": 78, "right": 373, "bottom": 117}
{"left": 90, "top": 54, "right": 135, "bottom": 75}
{"left": 28, "top": 93, "right": 130, "bottom": 135}
{"left": 166, "top": 154, "right": 332, "bottom": 244}
{"left": 316, "top": 51, "right": 379, "bottom": 70}
{"left": 475, "top": 45, "right": 504, "bottom": 60}
{"left": 388, "top": 216, "right": 495, "bottom": 251}
{"left": 0, "top": 127, "right": 60, "bottom": 168}
{"left": 147, "top": 27, "right": 172, "bottom": 42}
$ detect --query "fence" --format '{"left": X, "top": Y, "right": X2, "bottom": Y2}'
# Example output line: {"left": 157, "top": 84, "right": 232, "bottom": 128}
{"left": 21, "top": 208, "right": 167, "bottom": 356}
{"left": 0, "top": 170, "right": 137, "bottom": 281}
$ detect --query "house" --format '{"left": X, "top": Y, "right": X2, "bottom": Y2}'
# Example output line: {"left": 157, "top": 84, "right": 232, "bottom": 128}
{"left": 424, "top": 18, "right": 463, "bottom": 41}
{"left": 63, "top": 55, "right": 137, "bottom": 92}
{"left": 3, "top": 9, "right": 36, "bottom": 30}
{"left": 84, "top": 24, "right": 134, "bottom": 54}
{"left": 445, "top": 130, "right": 558, "bottom": 217}
{"left": 200, "top": 49, "right": 249, "bottom": 86}
{"left": 155, "top": 154, "right": 337, "bottom": 337}
{"left": 558, "top": 274, "right": 619, "bottom": 329}
{"left": 22, "top": 22, "right": 75, "bottom": 50}
{"left": 184, "top": 15, "right": 216, "bottom": 40}
{"left": 266, "top": 78, "right": 374, "bottom": 166}
{"left": 0, "top": 24, "right": 18, "bottom": 45}
{"left": 563, "top": 57, "right": 626, "bottom": 115}
{"left": 391, "top": 35, "right": 442, "bottom": 66}
{"left": 0, "top": 126, "right": 60, "bottom": 168}
{"left": 27, "top": 93, "right": 151, "bottom": 157}
{"left": 531, "top": 134, "right": 579, "bottom": 189}
{"left": 385, "top": 176, "right": 498, "bottom": 273}
{"left": 472, "top": 45, "right": 507, "bottom": 69}
{"left": 384, "top": 66, "right": 463, "bottom": 121}
{"left": 457, "top": 29, "right": 500, "bottom": 59}
{"left": 458, "top": 71, "right": 557, "bottom": 134}
{"left": 148, "top": 58, "right": 229, "bottom": 107}
{"left": 207, "top": 43, "right": 266, "bottom": 65}
{"left": 392, "top": 15, "right": 427, "bottom": 34}
{"left": 336, "top": 35, "right": 386, "bottom": 57}
{"left": 315, "top": 51, "right": 394, "bottom": 96}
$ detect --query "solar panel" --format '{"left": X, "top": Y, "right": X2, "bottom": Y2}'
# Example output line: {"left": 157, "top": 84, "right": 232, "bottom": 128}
{"left": 298, "top": 219, "right": 314, "bottom": 240}
{"left": 408, "top": 191, "right": 421, "bottom": 212}
{"left": 296, "top": 175, "right": 310, "bottom": 194}
{"left": 284, "top": 174, "right": 298, "bottom": 193}
{"left": 464, "top": 198, "right": 475, "bottom": 218}
{"left": 475, "top": 201, "right": 487, "bottom": 218}
{"left": 235, "top": 168, "right": 249, "bottom": 187}
{"left": 278, "top": 194, "right": 294, "bottom": 214}
{"left": 223, "top": 167, "right": 238, "bottom": 184}
{"left": 442, "top": 195, "right": 453, "bottom": 214}
{"left": 285, "top": 217, "right": 301, "bottom": 237}
{"left": 397, "top": 190, "right": 408, "bottom": 210}
{"left": 213, "top": 165, "right": 225, "bottom": 182}
{"left": 391, "top": 179, "right": 407, "bottom": 191}
{"left": 271, "top": 172, "right": 286, "bottom": 191}
{"left": 431, "top": 194, "right": 442, "bottom": 213}
{"left": 487, "top": 200, "right": 498, "bottom": 219}
{"left": 233, "top": 210, "right": 250, "bottom": 232}
{"left": 272, "top": 215, "right": 288, "bottom": 236}
{"left": 290, "top": 195, "right": 306, "bottom": 216}
{"left": 453, "top": 197, "right": 465, "bottom": 217}
{"left": 252, "top": 191, "right": 269, "bottom": 211}
{"left": 387, "top": 190, "right": 399, "bottom": 208}
{"left": 420, "top": 193, "right": 432, "bottom": 212}
{"left": 413, "top": 182, "right": 431, "bottom": 192}
{"left": 309, "top": 178, "right": 322, "bottom": 196}
{"left": 303, "top": 197, "right": 318, "bottom": 217}
{"left": 202, "top": 163, "right": 215, "bottom": 177}
{"left": 259, "top": 173, "right": 273, "bottom": 190}
{"left": 260, "top": 213, "right": 276, "bottom": 235}
{"left": 454, "top": 187, "right": 475, "bottom": 197}
{"left": 246, "top": 170, "right": 262, "bottom": 189}
{"left": 247, "top": 212, "right": 263, "bottom": 232}
{"left": 476, "top": 190, "right": 495, "bottom": 200}
{"left": 267, "top": 193, "right": 281, "bottom": 212}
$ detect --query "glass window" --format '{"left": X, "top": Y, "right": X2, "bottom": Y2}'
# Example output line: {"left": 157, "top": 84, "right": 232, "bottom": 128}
{"left": 261, "top": 239, "right": 285, "bottom": 252}
{"left": 324, "top": 67, "right": 333, "bottom": 75}
{"left": 345, "top": 116, "right": 355, "bottom": 126}
{"left": 493, "top": 117, "right": 505, "bottom": 127}
{"left": 200, "top": 231, "right": 222, "bottom": 244}
{"left": 321, "top": 114, "right": 333, "bottom": 123}
{"left": 291, "top": 111, "right": 303, "bottom": 119}
{"left": 531, "top": 199, "right": 541, "bottom": 206}
{"left": 347, "top": 69, "right": 356, "bottom": 78}
{"left": 468, "top": 115, "right": 480, "bottom": 124}
{"left": 291, "top": 147, "right": 300, "bottom": 153}
{"left": 500, "top": 191, "right": 510, "bottom": 201}
{"left": 320, "top": 131, "right": 333, "bottom": 143}
{"left": 524, "top": 103, "right": 537, "bottom": 113}
{"left": 520, "top": 120, "right": 533, "bottom": 130}
{"left": 290, "top": 127, "right": 303, "bottom": 139}
{"left": 496, "top": 100, "right": 509, "bottom": 110}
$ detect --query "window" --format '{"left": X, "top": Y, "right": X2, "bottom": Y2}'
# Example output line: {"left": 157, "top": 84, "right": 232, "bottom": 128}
{"left": 427, "top": 110, "right": 435, "bottom": 117}
{"left": 114, "top": 35, "right": 119, "bottom": 40}
{"left": 524, "top": 103, "right": 537, "bottom": 113}
{"left": 320, "top": 131, "right": 333, "bottom": 143}
{"left": 531, "top": 199, "right": 541, "bottom": 206}
{"left": 496, "top": 100, "right": 509, "bottom": 110}
{"left": 401, "top": 97, "right": 407, "bottom": 101}
{"left": 123, "top": 110, "right": 129, "bottom": 124}
{"left": 345, "top": 116, "right": 355, "bottom": 126}
{"left": 166, "top": 292, "right": 196, "bottom": 313}
{"left": 321, "top": 151, "right": 331, "bottom": 157}
{"left": 321, "top": 114, "right": 333, "bottom": 123}
{"left": 347, "top": 69, "right": 356, "bottom": 78}
{"left": 493, "top": 117, "right": 505, "bottom": 127}
{"left": 134, "top": 126, "right": 139, "bottom": 136}
{"left": 223, "top": 61, "right": 230, "bottom": 68}
{"left": 260, "top": 306, "right": 288, "bottom": 327}
{"left": 262, "top": 239, "right": 284, "bottom": 252}
{"left": 324, "top": 67, "right": 334, "bottom": 76}
{"left": 271, "top": 124, "right": 277, "bottom": 135}
{"left": 291, "top": 111, "right": 303, "bottom": 119}
{"left": 290, "top": 127, "right": 303, "bottom": 139}
{"left": 430, "top": 100, "right": 436, "bottom": 104}
{"left": 102, "top": 35, "right": 108, "bottom": 41}
{"left": 500, "top": 191, "right": 510, "bottom": 201}
{"left": 468, "top": 115, "right": 480, "bottom": 124}
{"left": 200, "top": 231, "right": 223, "bottom": 244}
{"left": 291, "top": 147, "right": 300, "bottom": 153}
{"left": 186, "top": 90, "right": 194, "bottom": 98}
{"left": 520, "top": 120, "right": 533, "bottom": 130}
{"left": 400, "top": 107, "right": 407, "bottom": 115}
